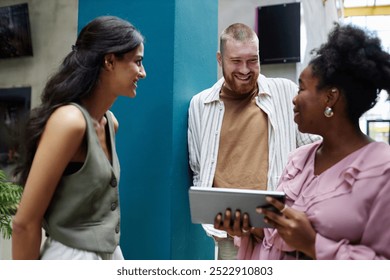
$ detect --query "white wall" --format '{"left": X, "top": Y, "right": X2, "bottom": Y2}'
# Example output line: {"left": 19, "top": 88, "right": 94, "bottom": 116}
{"left": 218, "top": 0, "right": 339, "bottom": 83}
{"left": 0, "top": 0, "right": 78, "bottom": 260}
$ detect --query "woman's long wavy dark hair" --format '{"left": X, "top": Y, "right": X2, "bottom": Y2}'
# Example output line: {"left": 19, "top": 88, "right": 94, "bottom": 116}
{"left": 14, "top": 16, "right": 144, "bottom": 185}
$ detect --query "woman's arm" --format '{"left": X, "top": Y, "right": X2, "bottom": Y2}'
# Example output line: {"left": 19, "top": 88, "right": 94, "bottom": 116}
{"left": 259, "top": 197, "right": 317, "bottom": 259}
{"left": 263, "top": 170, "right": 390, "bottom": 260}
{"left": 12, "top": 105, "right": 86, "bottom": 259}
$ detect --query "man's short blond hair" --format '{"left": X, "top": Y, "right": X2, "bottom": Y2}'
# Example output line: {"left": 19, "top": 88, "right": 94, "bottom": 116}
{"left": 219, "top": 23, "right": 258, "bottom": 55}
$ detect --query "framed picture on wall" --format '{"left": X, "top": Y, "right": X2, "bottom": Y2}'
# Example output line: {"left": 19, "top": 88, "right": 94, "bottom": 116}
{"left": 366, "top": 119, "right": 390, "bottom": 144}
{"left": 0, "top": 87, "right": 31, "bottom": 173}
{"left": 0, "top": 3, "right": 33, "bottom": 58}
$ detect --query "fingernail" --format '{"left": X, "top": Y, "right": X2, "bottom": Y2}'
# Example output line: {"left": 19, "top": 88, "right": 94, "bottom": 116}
{"left": 256, "top": 208, "right": 263, "bottom": 214}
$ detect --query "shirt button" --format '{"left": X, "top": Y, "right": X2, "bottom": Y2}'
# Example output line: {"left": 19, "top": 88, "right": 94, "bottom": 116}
{"left": 110, "top": 174, "right": 117, "bottom": 188}
{"left": 111, "top": 202, "right": 117, "bottom": 211}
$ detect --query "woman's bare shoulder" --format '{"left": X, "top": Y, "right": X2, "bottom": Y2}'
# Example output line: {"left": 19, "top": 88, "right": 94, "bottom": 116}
{"left": 47, "top": 104, "right": 87, "bottom": 134}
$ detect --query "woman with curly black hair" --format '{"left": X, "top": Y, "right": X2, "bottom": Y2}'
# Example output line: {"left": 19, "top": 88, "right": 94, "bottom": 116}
{"left": 12, "top": 16, "right": 146, "bottom": 259}
{"left": 215, "top": 23, "right": 390, "bottom": 260}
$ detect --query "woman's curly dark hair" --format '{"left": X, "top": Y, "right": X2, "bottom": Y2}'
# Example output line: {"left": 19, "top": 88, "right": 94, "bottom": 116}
{"left": 309, "top": 23, "right": 390, "bottom": 123}
{"left": 14, "top": 16, "right": 144, "bottom": 185}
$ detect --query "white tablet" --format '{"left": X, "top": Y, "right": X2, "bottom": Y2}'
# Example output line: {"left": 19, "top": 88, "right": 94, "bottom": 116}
{"left": 189, "top": 186, "right": 286, "bottom": 228}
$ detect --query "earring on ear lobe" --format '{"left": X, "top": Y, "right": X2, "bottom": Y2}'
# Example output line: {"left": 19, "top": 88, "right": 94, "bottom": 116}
{"left": 324, "top": 106, "right": 334, "bottom": 118}
{"left": 331, "top": 88, "right": 337, "bottom": 93}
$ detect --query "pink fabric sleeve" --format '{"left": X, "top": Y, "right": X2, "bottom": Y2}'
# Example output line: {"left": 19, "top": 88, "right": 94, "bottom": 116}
{"left": 315, "top": 234, "right": 386, "bottom": 260}
{"left": 236, "top": 236, "right": 256, "bottom": 260}
{"left": 316, "top": 172, "right": 390, "bottom": 260}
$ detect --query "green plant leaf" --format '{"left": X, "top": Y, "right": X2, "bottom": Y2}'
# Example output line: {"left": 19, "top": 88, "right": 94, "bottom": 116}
{"left": 0, "top": 170, "right": 23, "bottom": 239}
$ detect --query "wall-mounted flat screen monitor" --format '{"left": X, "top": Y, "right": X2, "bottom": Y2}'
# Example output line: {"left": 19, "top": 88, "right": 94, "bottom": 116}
{"left": 0, "top": 3, "right": 33, "bottom": 59}
{"left": 257, "top": 2, "right": 300, "bottom": 64}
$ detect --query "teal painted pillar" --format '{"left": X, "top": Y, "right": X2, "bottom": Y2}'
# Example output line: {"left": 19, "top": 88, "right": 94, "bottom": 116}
{"left": 78, "top": 0, "right": 218, "bottom": 259}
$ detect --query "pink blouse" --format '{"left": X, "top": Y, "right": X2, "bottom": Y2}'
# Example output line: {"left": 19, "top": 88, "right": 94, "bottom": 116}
{"left": 237, "top": 141, "right": 390, "bottom": 260}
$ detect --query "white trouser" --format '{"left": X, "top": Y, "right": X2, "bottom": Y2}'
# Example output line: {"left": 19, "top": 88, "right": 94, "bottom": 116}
{"left": 40, "top": 237, "right": 124, "bottom": 260}
{"left": 214, "top": 237, "right": 238, "bottom": 260}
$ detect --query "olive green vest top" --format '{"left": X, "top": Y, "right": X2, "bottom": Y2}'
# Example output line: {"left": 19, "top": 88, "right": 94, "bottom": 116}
{"left": 43, "top": 103, "right": 120, "bottom": 253}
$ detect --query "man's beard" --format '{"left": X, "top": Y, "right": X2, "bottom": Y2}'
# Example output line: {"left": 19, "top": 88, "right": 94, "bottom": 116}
{"left": 222, "top": 69, "right": 258, "bottom": 94}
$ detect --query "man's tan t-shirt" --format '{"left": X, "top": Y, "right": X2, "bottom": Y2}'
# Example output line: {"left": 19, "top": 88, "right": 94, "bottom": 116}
{"left": 213, "top": 84, "right": 269, "bottom": 190}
